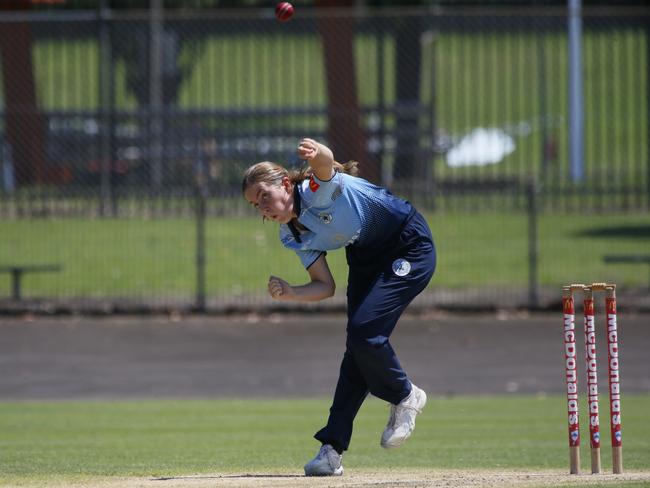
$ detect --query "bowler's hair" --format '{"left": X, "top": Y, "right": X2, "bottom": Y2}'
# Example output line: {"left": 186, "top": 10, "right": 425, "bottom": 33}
{"left": 242, "top": 160, "right": 359, "bottom": 194}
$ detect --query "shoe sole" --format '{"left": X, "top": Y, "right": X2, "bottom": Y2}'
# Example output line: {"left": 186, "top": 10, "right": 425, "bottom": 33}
{"left": 304, "top": 467, "right": 343, "bottom": 476}
{"left": 380, "top": 388, "right": 427, "bottom": 449}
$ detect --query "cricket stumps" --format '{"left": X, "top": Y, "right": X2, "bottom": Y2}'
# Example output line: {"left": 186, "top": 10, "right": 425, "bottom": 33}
{"left": 562, "top": 283, "right": 622, "bottom": 475}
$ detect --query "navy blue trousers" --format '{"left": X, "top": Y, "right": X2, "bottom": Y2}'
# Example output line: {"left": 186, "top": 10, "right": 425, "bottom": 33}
{"left": 314, "top": 211, "right": 436, "bottom": 452}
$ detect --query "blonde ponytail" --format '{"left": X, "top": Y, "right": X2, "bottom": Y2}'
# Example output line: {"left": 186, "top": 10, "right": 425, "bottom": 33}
{"left": 335, "top": 160, "right": 360, "bottom": 177}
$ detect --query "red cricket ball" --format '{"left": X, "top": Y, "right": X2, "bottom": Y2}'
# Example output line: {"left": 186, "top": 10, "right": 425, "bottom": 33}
{"left": 275, "top": 2, "right": 294, "bottom": 22}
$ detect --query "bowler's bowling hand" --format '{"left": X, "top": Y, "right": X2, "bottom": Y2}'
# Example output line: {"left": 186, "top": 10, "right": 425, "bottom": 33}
{"left": 297, "top": 138, "right": 319, "bottom": 161}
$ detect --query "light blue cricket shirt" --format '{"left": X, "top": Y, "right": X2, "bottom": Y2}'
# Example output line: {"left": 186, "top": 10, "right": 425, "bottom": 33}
{"left": 279, "top": 171, "right": 413, "bottom": 268}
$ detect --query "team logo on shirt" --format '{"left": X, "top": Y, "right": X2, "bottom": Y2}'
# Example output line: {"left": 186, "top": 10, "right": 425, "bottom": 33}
{"left": 392, "top": 258, "right": 411, "bottom": 277}
{"left": 319, "top": 212, "right": 333, "bottom": 224}
{"left": 309, "top": 175, "right": 320, "bottom": 192}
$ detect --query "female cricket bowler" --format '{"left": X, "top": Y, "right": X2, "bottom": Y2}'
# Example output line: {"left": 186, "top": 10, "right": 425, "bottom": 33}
{"left": 242, "top": 138, "right": 436, "bottom": 476}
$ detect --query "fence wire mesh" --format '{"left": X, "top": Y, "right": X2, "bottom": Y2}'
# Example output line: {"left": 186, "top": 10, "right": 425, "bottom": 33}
{"left": 0, "top": 4, "right": 648, "bottom": 312}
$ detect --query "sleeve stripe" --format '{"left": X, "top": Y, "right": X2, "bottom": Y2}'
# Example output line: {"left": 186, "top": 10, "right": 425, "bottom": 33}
{"left": 312, "top": 169, "right": 337, "bottom": 183}
{"left": 305, "top": 251, "right": 327, "bottom": 269}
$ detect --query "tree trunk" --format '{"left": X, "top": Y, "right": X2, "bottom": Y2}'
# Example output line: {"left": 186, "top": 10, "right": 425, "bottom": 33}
{"left": 0, "top": 0, "right": 46, "bottom": 187}
{"left": 316, "top": 1, "right": 379, "bottom": 182}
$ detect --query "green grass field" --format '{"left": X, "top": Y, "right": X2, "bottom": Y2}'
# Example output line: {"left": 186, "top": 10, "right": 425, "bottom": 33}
{"left": 21, "top": 27, "right": 648, "bottom": 190}
{"left": 1, "top": 395, "right": 649, "bottom": 486}
{"left": 1, "top": 211, "right": 648, "bottom": 299}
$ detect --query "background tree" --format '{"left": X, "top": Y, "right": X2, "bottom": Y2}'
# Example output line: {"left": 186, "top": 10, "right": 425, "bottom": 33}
{"left": 315, "top": 0, "right": 376, "bottom": 182}
{"left": 0, "top": 0, "right": 46, "bottom": 187}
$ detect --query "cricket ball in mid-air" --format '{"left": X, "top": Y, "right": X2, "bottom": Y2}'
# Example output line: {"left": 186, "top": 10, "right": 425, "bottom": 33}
{"left": 275, "top": 2, "right": 294, "bottom": 22}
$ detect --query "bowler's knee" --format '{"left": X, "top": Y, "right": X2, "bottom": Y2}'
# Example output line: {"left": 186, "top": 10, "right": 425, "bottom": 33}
{"left": 346, "top": 324, "right": 389, "bottom": 350}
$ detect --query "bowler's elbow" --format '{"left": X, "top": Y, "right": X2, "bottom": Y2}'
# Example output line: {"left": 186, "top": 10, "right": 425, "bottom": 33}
{"left": 315, "top": 279, "right": 335, "bottom": 300}
{"left": 325, "top": 281, "right": 336, "bottom": 298}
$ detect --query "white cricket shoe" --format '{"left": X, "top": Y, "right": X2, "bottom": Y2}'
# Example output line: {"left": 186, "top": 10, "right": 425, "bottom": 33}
{"left": 304, "top": 444, "right": 344, "bottom": 476}
{"left": 380, "top": 384, "right": 427, "bottom": 449}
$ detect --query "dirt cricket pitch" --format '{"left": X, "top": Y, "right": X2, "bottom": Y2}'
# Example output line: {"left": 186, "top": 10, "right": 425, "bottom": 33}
{"left": 31, "top": 469, "right": 650, "bottom": 488}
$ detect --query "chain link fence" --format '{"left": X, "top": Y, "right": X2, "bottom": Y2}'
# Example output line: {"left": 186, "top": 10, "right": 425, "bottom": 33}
{"left": 1, "top": 4, "right": 649, "bottom": 312}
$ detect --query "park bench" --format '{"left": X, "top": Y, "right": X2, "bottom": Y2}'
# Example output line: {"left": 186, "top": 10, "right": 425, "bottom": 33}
{"left": 603, "top": 255, "right": 650, "bottom": 291}
{"left": 0, "top": 264, "right": 62, "bottom": 300}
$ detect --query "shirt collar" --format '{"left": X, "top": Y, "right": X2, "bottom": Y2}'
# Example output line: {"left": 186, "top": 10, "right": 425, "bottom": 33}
{"left": 287, "top": 182, "right": 303, "bottom": 243}
{"left": 293, "top": 181, "right": 302, "bottom": 216}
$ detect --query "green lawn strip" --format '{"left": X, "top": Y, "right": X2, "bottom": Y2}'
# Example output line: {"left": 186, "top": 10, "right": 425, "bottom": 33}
{"left": 22, "top": 30, "right": 647, "bottom": 186}
{"left": 0, "top": 395, "right": 648, "bottom": 483}
{"left": 1, "top": 212, "right": 648, "bottom": 298}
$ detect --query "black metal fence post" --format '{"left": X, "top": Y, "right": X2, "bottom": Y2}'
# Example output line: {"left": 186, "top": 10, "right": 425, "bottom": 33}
{"left": 527, "top": 179, "right": 540, "bottom": 309}
{"left": 98, "top": 0, "right": 113, "bottom": 217}
{"left": 195, "top": 153, "right": 207, "bottom": 313}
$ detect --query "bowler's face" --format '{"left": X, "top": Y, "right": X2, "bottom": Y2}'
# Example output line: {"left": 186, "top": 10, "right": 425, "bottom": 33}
{"left": 244, "top": 179, "right": 294, "bottom": 224}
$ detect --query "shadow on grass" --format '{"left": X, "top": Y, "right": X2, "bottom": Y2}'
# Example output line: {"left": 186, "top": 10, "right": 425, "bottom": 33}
{"left": 575, "top": 225, "right": 650, "bottom": 239}
{"left": 152, "top": 474, "right": 304, "bottom": 481}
